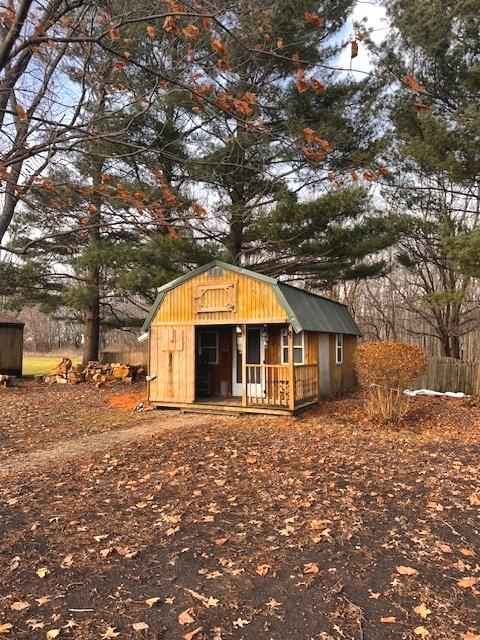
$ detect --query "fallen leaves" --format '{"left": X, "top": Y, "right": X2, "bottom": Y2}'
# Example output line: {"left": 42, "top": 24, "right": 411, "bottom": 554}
{"left": 46, "top": 630, "right": 60, "bottom": 639}
{"left": 145, "top": 597, "right": 160, "bottom": 607}
{"left": 183, "top": 628, "right": 202, "bottom": 640}
{"left": 380, "top": 616, "right": 396, "bottom": 623}
{"left": 10, "top": 601, "right": 29, "bottom": 611}
{"left": 0, "top": 624, "right": 13, "bottom": 635}
{"left": 132, "top": 622, "right": 149, "bottom": 631}
{"left": 232, "top": 618, "right": 250, "bottom": 628}
{"left": 101, "top": 627, "right": 120, "bottom": 639}
{"left": 256, "top": 564, "right": 270, "bottom": 577}
{"left": 35, "top": 566, "right": 50, "bottom": 578}
{"left": 414, "top": 626, "right": 430, "bottom": 638}
{"left": 413, "top": 603, "right": 432, "bottom": 619}
{"left": 396, "top": 565, "right": 419, "bottom": 576}
{"left": 457, "top": 576, "right": 477, "bottom": 589}
{"left": 303, "top": 562, "right": 319, "bottom": 575}
{"left": 178, "top": 608, "right": 195, "bottom": 625}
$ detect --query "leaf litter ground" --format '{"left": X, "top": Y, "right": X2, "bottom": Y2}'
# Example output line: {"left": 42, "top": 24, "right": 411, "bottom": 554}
{"left": 0, "top": 383, "right": 479, "bottom": 639}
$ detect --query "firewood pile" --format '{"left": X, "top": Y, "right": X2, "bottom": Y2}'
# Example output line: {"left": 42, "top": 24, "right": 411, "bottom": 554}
{"left": 41, "top": 357, "right": 146, "bottom": 388}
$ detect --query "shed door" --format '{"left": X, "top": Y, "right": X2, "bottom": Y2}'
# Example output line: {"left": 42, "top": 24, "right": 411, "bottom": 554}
{"left": 149, "top": 325, "right": 195, "bottom": 403}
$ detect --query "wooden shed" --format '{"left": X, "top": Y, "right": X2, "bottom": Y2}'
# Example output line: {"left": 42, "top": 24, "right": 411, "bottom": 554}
{"left": 140, "top": 261, "right": 362, "bottom": 415}
{"left": 0, "top": 315, "right": 24, "bottom": 376}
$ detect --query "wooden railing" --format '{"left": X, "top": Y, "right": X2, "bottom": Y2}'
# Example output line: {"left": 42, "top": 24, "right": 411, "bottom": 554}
{"left": 294, "top": 364, "right": 318, "bottom": 407}
{"left": 246, "top": 364, "right": 291, "bottom": 407}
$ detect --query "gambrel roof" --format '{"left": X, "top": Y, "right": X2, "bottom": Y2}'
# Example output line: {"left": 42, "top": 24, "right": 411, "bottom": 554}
{"left": 141, "top": 260, "right": 362, "bottom": 336}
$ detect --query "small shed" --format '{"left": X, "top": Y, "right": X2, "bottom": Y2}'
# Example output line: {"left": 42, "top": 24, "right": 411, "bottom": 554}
{"left": 140, "top": 260, "right": 362, "bottom": 415}
{"left": 0, "top": 315, "right": 24, "bottom": 376}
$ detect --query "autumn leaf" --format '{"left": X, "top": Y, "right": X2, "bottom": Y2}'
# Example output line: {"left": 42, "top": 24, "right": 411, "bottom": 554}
{"left": 404, "top": 74, "right": 426, "bottom": 94}
{"left": 295, "top": 79, "right": 309, "bottom": 94}
{"left": 146, "top": 25, "right": 157, "bottom": 39}
{"left": 350, "top": 170, "right": 360, "bottom": 182}
{"left": 46, "top": 631, "right": 60, "bottom": 640}
{"left": 211, "top": 37, "right": 228, "bottom": 58}
{"left": 178, "top": 608, "right": 195, "bottom": 625}
{"left": 303, "top": 562, "right": 319, "bottom": 575}
{"left": 303, "top": 128, "right": 315, "bottom": 143}
{"left": 457, "top": 576, "right": 477, "bottom": 589}
{"left": 469, "top": 493, "right": 480, "bottom": 506}
{"left": 233, "top": 618, "right": 250, "bottom": 628}
{"left": 15, "top": 105, "right": 28, "bottom": 122}
{"left": 0, "top": 624, "right": 13, "bottom": 635}
{"left": 413, "top": 604, "right": 431, "bottom": 619}
{"left": 414, "top": 627, "right": 430, "bottom": 638}
{"left": 132, "top": 622, "right": 149, "bottom": 631}
{"left": 256, "top": 564, "right": 270, "bottom": 576}
{"left": 462, "top": 633, "right": 480, "bottom": 640}
{"left": 36, "top": 567, "right": 50, "bottom": 578}
{"left": 10, "top": 601, "right": 29, "bottom": 611}
{"left": 415, "top": 102, "right": 430, "bottom": 112}
{"left": 304, "top": 12, "right": 324, "bottom": 28}
{"left": 351, "top": 40, "right": 358, "bottom": 58}
{"left": 108, "top": 28, "right": 120, "bottom": 41}
{"left": 184, "top": 628, "right": 202, "bottom": 640}
{"left": 61, "top": 554, "right": 73, "bottom": 568}
{"left": 311, "top": 78, "right": 326, "bottom": 93}
{"left": 145, "top": 597, "right": 160, "bottom": 607}
{"left": 183, "top": 24, "right": 199, "bottom": 39}
{"left": 163, "top": 15, "right": 176, "bottom": 33}
{"left": 101, "top": 628, "right": 120, "bottom": 639}
{"left": 380, "top": 617, "right": 396, "bottom": 623}
{"left": 460, "top": 548, "right": 475, "bottom": 557}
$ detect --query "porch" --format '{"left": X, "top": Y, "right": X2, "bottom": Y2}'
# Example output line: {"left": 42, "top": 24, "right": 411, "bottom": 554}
{"left": 191, "top": 323, "right": 319, "bottom": 413}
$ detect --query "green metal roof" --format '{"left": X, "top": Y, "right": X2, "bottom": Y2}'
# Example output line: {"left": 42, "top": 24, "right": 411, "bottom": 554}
{"left": 140, "top": 260, "right": 362, "bottom": 336}
{"left": 277, "top": 283, "right": 362, "bottom": 336}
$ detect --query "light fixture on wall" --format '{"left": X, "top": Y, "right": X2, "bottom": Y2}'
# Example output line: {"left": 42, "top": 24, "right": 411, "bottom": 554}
{"left": 262, "top": 324, "right": 269, "bottom": 349}
{"left": 236, "top": 325, "right": 243, "bottom": 353}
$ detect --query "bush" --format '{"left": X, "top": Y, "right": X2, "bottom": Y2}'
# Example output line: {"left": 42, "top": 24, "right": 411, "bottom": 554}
{"left": 354, "top": 341, "right": 427, "bottom": 425}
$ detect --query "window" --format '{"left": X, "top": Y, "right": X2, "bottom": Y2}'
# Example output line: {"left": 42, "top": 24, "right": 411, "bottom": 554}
{"left": 281, "top": 329, "right": 304, "bottom": 364}
{"left": 199, "top": 330, "right": 218, "bottom": 364}
{"left": 335, "top": 333, "right": 343, "bottom": 364}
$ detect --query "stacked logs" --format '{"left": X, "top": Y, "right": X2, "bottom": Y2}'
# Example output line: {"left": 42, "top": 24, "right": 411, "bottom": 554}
{"left": 42, "top": 357, "right": 146, "bottom": 387}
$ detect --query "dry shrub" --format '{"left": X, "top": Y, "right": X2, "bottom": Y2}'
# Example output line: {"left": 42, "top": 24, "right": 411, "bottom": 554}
{"left": 354, "top": 341, "right": 427, "bottom": 425}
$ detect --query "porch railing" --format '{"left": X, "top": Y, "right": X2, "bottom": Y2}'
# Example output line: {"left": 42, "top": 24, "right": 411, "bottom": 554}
{"left": 246, "top": 364, "right": 291, "bottom": 407}
{"left": 294, "top": 364, "right": 319, "bottom": 407}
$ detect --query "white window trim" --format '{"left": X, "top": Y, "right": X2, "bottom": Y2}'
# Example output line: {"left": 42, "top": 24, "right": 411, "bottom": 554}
{"left": 335, "top": 333, "right": 343, "bottom": 365}
{"left": 281, "top": 329, "right": 305, "bottom": 365}
{"left": 199, "top": 330, "right": 219, "bottom": 365}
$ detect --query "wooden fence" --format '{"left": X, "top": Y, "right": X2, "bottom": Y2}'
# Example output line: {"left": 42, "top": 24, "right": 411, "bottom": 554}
{"left": 411, "top": 357, "right": 480, "bottom": 395}
{"left": 100, "top": 348, "right": 148, "bottom": 368}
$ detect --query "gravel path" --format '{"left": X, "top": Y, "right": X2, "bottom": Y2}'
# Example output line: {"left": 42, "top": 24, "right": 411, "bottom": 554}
{"left": 0, "top": 411, "right": 209, "bottom": 475}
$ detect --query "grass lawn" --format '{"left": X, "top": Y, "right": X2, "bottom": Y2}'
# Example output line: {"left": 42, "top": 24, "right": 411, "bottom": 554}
{"left": 22, "top": 354, "right": 80, "bottom": 376}
{"left": 0, "top": 386, "right": 479, "bottom": 640}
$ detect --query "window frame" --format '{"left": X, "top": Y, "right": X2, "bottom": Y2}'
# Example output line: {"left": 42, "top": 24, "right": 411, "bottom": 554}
{"left": 199, "top": 330, "right": 219, "bottom": 365}
{"left": 335, "top": 333, "right": 344, "bottom": 365}
{"left": 281, "top": 329, "right": 305, "bottom": 365}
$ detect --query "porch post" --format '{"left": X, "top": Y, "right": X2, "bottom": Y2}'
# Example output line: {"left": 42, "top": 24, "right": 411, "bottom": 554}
{"left": 288, "top": 324, "right": 295, "bottom": 411}
{"left": 241, "top": 324, "right": 247, "bottom": 407}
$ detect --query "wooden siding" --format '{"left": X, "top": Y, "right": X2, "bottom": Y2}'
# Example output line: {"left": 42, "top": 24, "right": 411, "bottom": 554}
{"left": 0, "top": 326, "right": 23, "bottom": 375}
{"left": 149, "top": 324, "right": 195, "bottom": 403}
{"left": 329, "top": 333, "right": 357, "bottom": 393}
{"left": 153, "top": 268, "right": 288, "bottom": 325}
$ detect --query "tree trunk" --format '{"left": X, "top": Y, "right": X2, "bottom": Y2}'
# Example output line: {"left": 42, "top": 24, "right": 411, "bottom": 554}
{"left": 82, "top": 266, "right": 101, "bottom": 365}
{"left": 81, "top": 162, "right": 103, "bottom": 366}
{"left": 449, "top": 335, "right": 461, "bottom": 359}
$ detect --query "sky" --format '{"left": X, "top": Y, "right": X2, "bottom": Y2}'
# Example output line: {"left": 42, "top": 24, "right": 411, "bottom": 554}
{"left": 338, "top": 1, "right": 388, "bottom": 75}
